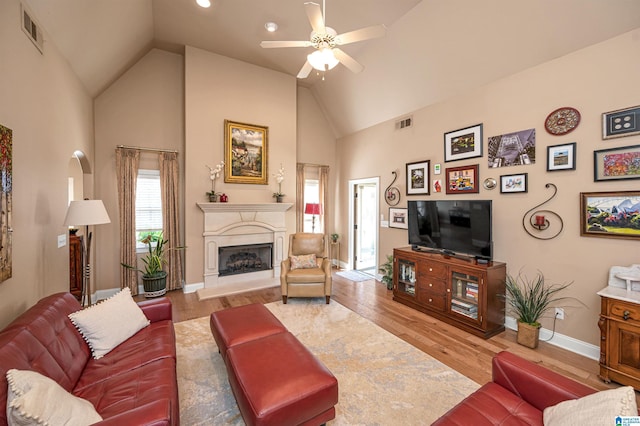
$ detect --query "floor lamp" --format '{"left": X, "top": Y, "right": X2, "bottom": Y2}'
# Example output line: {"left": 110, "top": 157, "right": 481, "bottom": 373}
{"left": 64, "top": 200, "right": 111, "bottom": 307}
{"left": 304, "top": 203, "right": 322, "bottom": 233}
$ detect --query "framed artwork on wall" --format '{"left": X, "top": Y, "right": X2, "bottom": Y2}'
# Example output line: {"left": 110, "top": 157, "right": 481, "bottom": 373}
{"left": 602, "top": 105, "right": 640, "bottom": 140}
{"left": 389, "top": 207, "right": 408, "bottom": 229}
{"left": 224, "top": 120, "right": 268, "bottom": 185}
{"left": 500, "top": 173, "right": 528, "bottom": 194}
{"left": 445, "top": 164, "right": 479, "bottom": 194}
{"left": 444, "top": 124, "right": 483, "bottom": 162}
{"left": 487, "top": 128, "right": 536, "bottom": 168}
{"left": 547, "top": 142, "right": 576, "bottom": 171}
{"left": 406, "top": 160, "right": 430, "bottom": 195}
{"left": 580, "top": 191, "right": 640, "bottom": 240}
{"left": 593, "top": 144, "right": 640, "bottom": 182}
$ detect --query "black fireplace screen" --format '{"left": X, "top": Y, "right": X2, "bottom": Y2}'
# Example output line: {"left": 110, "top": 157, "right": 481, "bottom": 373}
{"left": 218, "top": 243, "right": 273, "bottom": 277}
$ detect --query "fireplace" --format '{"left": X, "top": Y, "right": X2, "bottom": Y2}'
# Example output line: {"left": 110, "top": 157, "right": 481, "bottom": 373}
{"left": 219, "top": 243, "right": 273, "bottom": 277}
{"left": 197, "top": 203, "right": 292, "bottom": 288}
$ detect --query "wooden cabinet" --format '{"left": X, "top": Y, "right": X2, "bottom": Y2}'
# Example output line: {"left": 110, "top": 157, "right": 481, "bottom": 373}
{"left": 392, "top": 247, "right": 506, "bottom": 338}
{"left": 69, "top": 233, "right": 84, "bottom": 302}
{"left": 598, "top": 289, "right": 640, "bottom": 390}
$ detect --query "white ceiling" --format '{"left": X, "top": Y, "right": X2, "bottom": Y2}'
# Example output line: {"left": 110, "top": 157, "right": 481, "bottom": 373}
{"left": 25, "top": 0, "right": 640, "bottom": 137}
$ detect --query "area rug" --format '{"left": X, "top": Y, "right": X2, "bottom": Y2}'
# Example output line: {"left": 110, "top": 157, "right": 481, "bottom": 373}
{"left": 175, "top": 299, "right": 479, "bottom": 425}
{"left": 336, "top": 270, "right": 375, "bottom": 282}
{"left": 196, "top": 277, "right": 279, "bottom": 301}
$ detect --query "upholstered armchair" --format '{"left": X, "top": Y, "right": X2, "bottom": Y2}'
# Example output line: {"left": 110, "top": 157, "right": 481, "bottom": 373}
{"left": 280, "top": 233, "right": 332, "bottom": 304}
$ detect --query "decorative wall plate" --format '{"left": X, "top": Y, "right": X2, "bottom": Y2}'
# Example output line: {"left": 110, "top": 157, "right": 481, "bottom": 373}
{"left": 483, "top": 177, "right": 497, "bottom": 190}
{"left": 545, "top": 107, "right": 581, "bottom": 135}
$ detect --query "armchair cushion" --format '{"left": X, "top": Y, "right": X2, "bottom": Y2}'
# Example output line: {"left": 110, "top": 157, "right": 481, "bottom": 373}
{"left": 290, "top": 254, "right": 318, "bottom": 270}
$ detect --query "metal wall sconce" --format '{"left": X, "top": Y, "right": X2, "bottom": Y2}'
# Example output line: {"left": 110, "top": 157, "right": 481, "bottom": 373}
{"left": 522, "top": 183, "right": 563, "bottom": 240}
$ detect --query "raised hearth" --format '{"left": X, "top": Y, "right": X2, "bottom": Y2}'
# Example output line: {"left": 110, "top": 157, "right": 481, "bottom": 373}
{"left": 197, "top": 203, "right": 293, "bottom": 288}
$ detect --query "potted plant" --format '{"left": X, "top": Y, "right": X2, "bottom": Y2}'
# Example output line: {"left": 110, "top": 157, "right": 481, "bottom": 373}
{"left": 379, "top": 254, "right": 394, "bottom": 290}
{"left": 330, "top": 233, "right": 339, "bottom": 243}
{"left": 206, "top": 161, "right": 224, "bottom": 202}
{"left": 121, "top": 232, "right": 183, "bottom": 298}
{"left": 504, "top": 271, "right": 580, "bottom": 348}
{"left": 272, "top": 164, "right": 285, "bottom": 202}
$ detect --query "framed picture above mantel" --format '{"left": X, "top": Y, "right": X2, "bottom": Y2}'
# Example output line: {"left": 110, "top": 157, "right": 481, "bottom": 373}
{"left": 224, "top": 120, "right": 268, "bottom": 185}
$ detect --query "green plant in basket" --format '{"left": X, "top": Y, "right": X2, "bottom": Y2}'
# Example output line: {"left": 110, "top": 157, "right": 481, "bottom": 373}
{"left": 121, "top": 232, "right": 177, "bottom": 278}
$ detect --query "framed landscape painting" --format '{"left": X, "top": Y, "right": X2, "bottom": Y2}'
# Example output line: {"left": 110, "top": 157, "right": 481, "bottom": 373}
{"left": 580, "top": 191, "right": 640, "bottom": 240}
{"left": 224, "top": 120, "right": 268, "bottom": 185}
{"left": 547, "top": 142, "right": 576, "bottom": 171}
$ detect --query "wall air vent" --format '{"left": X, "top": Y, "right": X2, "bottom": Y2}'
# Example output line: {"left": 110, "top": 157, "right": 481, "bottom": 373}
{"left": 395, "top": 116, "right": 413, "bottom": 130}
{"left": 21, "top": 4, "right": 43, "bottom": 54}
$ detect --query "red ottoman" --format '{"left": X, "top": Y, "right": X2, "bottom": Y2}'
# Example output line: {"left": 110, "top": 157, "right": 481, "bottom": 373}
{"left": 209, "top": 303, "right": 287, "bottom": 359}
{"left": 226, "top": 332, "right": 338, "bottom": 426}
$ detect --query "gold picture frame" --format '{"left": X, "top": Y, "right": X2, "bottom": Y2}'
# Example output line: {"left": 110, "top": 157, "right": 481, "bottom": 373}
{"left": 224, "top": 120, "right": 268, "bottom": 185}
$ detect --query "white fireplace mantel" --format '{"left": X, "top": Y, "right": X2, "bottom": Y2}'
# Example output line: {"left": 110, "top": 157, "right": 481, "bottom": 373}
{"left": 197, "top": 203, "right": 293, "bottom": 288}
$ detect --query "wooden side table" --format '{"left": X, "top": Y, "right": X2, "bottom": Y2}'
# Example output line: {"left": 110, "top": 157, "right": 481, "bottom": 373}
{"left": 597, "top": 285, "right": 640, "bottom": 390}
{"left": 330, "top": 242, "right": 340, "bottom": 269}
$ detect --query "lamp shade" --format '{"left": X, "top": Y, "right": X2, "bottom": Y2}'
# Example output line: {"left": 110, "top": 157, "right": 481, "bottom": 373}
{"left": 64, "top": 200, "right": 111, "bottom": 227}
{"left": 304, "top": 203, "right": 322, "bottom": 215}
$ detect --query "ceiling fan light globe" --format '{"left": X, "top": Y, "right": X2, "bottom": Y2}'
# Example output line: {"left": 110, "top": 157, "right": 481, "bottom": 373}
{"left": 308, "top": 48, "right": 339, "bottom": 71}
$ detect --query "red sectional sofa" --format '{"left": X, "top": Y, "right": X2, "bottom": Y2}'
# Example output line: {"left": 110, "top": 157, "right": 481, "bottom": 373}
{"left": 0, "top": 292, "right": 179, "bottom": 426}
{"left": 433, "top": 351, "right": 597, "bottom": 425}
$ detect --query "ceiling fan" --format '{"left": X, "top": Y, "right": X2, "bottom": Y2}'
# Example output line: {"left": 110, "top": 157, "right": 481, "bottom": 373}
{"left": 260, "top": 1, "right": 386, "bottom": 79}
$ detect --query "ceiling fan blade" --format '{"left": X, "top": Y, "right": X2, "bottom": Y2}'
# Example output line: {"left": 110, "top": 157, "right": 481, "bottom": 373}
{"left": 260, "top": 40, "right": 312, "bottom": 49}
{"left": 297, "top": 61, "right": 313, "bottom": 79}
{"left": 304, "top": 2, "right": 325, "bottom": 34}
{"left": 333, "top": 48, "right": 364, "bottom": 73}
{"left": 335, "top": 25, "right": 386, "bottom": 45}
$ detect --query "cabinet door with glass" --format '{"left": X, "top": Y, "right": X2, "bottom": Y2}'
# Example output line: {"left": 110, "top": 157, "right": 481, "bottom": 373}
{"left": 449, "top": 269, "right": 483, "bottom": 326}
{"left": 395, "top": 258, "right": 416, "bottom": 297}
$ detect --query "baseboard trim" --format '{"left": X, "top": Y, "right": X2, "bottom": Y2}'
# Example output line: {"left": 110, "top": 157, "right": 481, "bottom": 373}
{"left": 505, "top": 316, "right": 599, "bottom": 361}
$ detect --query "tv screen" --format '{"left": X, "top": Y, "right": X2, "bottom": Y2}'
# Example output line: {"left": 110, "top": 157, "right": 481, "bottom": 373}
{"left": 407, "top": 200, "right": 492, "bottom": 260}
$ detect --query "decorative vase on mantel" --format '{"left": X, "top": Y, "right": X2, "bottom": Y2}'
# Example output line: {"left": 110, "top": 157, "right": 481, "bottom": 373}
{"left": 208, "top": 193, "right": 217, "bottom": 202}
{"left": 276, "top": 195, "right": 283, "bottom": 203}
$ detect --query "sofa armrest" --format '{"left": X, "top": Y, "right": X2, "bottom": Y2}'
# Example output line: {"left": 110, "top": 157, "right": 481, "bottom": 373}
{"left": 492, "top": 351, "right": 596, "bottom": 411}
{"left": 94, "top": 399, "right": 173, "bottom": 426}
{"left": 137, "top": 297, "right": 172, "bottom": 323}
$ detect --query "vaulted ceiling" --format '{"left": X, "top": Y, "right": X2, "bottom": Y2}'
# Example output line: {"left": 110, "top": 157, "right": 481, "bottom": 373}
{"left": 25, "top": 0, "right": 640, "bottom": 137}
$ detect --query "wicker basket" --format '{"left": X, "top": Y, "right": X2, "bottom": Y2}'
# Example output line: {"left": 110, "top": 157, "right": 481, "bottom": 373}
{"left": 517, "top": 321, "right": 541, "bottom": 349}
{"left": 142, "top": 271, "right": 168, "bottom": 298}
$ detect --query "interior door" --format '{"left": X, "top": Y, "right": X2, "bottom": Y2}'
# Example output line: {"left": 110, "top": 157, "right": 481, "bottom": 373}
{"left": 353, "top": 182, "right": 377, "bottom": 273}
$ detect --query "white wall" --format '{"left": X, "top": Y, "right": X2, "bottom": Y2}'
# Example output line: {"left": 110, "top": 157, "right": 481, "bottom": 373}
{"left": 94, "top": 48, "right": 185, "bottom": 292}
{"left": 336, "top": 29, "right": 640, "bottom": 347}
{"left": 184, "top": 47, "right": 298, "bottom": 285}
{"left": 0, "top": 0, "right": 94, "bottom": 327}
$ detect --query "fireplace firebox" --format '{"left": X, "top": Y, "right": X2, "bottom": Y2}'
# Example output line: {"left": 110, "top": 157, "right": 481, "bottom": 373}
{"left": 218, "top": 243, "right": 273, "bottom": 277}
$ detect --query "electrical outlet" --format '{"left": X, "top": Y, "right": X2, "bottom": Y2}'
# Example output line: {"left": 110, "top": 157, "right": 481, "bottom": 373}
{"left": 555, "top": 307, "right": 565, "bottom": 320}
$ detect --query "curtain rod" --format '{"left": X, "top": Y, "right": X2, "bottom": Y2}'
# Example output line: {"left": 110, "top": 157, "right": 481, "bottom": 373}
{"left": 116, "top": 145, "right": 178, "bottom": 154}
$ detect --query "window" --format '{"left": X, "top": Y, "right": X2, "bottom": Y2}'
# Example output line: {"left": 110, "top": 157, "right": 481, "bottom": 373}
{"left": 303, "top": 178, "right": 320, "bottom": 233}
{"left": 136, "top": 169, "right": 162, "bottom": 250}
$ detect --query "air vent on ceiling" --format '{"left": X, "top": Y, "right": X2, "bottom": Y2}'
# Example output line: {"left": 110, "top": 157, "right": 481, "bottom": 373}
{"left": 395, "top": 116, "right": 413, "bottom": 130}
{"left": 21, "top": 4, "right": 43, "bottom": 54}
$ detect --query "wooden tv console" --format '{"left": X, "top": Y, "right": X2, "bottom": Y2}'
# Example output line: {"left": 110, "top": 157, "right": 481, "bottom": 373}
{"left": 392, "top": 247, "right": 506, "bottom": 338}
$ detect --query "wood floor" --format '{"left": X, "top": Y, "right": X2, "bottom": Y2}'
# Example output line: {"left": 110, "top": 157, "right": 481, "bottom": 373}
{"left": 148, "top": 271, "right": 624, "bottom": 393}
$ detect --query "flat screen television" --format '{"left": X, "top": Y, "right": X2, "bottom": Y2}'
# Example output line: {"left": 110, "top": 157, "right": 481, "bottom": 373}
{"left": 407, "top": 200, "right": 492, "bottom": 260}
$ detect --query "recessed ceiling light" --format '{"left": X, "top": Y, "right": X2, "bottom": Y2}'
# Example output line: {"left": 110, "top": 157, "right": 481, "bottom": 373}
{"left": 265, "top": 22, "right": 278, "bottom": 32}
{"left": 196, "top": 0, "right": 211, "bottom": 8}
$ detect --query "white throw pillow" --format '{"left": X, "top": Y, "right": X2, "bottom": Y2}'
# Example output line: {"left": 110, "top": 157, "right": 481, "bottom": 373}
{"left": 543, "top": 386, "right": 637, "bottom": 426}
{"left": 6, "top": 369, "right": 103, "bottom": 426}
{"left": 68, "top": 287, "right": 150, "bottom": 359}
